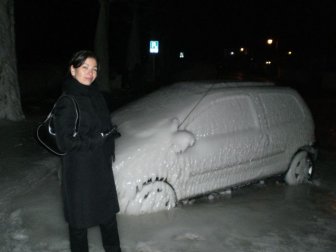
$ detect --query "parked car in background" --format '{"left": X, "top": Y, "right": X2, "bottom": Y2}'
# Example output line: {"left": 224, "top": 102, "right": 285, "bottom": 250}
{"left": 111, "top": 81, "right": 317, "bottom": 215}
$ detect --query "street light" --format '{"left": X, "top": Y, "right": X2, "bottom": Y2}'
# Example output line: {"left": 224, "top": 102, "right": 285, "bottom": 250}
{"left": 265, "top": 38, "right": 280, "bottom": 79}
{"left": 267, "top": 38, "right": 273, "bottom": 45}
{"left": 267, "top": 38, "right": 279, "bottom": 49}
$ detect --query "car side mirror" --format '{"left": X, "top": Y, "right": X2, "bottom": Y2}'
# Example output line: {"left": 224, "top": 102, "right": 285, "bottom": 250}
{"left": 170, "top": 130, "right": 196, "bottom": 154}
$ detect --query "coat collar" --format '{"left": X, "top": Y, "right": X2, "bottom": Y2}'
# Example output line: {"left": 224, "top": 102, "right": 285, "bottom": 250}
{"left": 63, "top": 77, "right": 98, "bottom": 97}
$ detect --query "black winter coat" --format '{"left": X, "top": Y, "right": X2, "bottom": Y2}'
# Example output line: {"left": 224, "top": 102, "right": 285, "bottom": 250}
{"left": 54, "top": 77, "right": 119, "bottom": 229}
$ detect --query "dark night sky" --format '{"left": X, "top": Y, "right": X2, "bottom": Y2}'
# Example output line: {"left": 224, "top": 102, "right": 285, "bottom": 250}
{"left": 14, "top": 0, "right": 336, "bottom": 69}
{"left": 15, "top": 0, "right": 99, "bottom": 63}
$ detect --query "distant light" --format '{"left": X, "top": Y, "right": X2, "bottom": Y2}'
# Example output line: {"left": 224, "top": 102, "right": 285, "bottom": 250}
{"left": 287, "top": 51, "right": 292, "bottom": 55}
{"left": 149, "top": 40, "right": 159, "bottom": 54}
{"left": 179, "top": 52, "right": 184, "bottom": 58}
{"left": 240, "top": 47, "right": 245, "bottom": 52}
{"left": 230, "top": 51, "right": 235, "bottom": 56}
{"left": 265, "top": 60, "right": 272, "bottom": 65}
{"left": 267, "top": 39, "right": 273, "bottom": 45}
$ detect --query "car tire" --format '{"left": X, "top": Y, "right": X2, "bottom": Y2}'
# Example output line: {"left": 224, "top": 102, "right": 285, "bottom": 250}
{"left": 126, "top": 181, "right": 177, "bottom": 214}
{"left": 285, "top": 150, "right": 314, "bottom": 185}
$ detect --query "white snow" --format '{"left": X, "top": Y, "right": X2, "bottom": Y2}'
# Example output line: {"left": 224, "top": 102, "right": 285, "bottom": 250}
{"left": 112, "top": 81, "right": 315, "bottom": 214}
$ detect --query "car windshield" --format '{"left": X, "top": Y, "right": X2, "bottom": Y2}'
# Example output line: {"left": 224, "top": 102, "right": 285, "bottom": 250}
{"left": 112, "top": 82, "right": 211, "bottom": 136}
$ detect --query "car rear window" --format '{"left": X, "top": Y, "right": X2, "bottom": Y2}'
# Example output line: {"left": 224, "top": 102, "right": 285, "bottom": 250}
{"left": 260, "top": 93, "right": 305, "bottom": 127}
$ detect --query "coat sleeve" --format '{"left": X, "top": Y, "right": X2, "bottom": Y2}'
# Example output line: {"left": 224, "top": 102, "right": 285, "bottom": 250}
{"left": 54, "top": 97, "right": 104, "bottom": 152}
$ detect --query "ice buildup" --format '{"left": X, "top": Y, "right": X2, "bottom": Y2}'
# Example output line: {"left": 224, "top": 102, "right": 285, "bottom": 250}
{"left": 111, "top": 81, "right": 316, "bottom": 214}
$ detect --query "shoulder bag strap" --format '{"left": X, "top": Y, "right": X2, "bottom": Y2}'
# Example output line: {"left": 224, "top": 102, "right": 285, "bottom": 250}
{"left": 62, "top": 95, "right": 80, "bottom": 137}
{"left": 48, "top": 95, "right": 80, "bottom": 137}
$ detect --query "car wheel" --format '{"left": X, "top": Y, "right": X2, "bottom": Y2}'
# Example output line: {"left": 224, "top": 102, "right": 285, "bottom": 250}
{"left": 285, "top": 151, "right": 314, "bottom": 185}
{"left": 126, "top": 181, "right": 177, "bottom": 214}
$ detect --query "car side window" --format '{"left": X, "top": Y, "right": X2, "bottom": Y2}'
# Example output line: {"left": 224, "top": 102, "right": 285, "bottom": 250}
{"left": 185, "top": 95, "right": 259, "bottom": 139}
{"left": 260, "top": 93, "right": 304, "bottom": 127}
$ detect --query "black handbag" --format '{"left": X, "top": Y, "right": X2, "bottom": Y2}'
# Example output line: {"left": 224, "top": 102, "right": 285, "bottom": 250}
{"left": 36, "top": 95, "right": 79, "bottom": 155}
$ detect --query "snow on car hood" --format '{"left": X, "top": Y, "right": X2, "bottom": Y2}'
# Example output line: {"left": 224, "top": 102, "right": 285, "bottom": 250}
{"left": 111, "top": 83, "right": 206, "bottom": 210}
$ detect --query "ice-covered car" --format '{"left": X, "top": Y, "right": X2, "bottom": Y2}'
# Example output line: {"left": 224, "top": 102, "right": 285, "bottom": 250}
{"left": 112, "top": 81, "right": 316, "bottom": 214}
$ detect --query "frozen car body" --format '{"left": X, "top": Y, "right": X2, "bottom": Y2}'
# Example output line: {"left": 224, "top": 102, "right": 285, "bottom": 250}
{"left": 112, "top": 81, "right": 315, "bottom": 214}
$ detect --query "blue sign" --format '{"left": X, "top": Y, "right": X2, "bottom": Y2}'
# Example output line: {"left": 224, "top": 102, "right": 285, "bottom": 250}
{"left": 149, "top": 40, "right": 159, "bottom": 54}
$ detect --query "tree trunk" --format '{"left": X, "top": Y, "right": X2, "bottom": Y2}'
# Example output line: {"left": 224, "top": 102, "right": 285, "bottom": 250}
{"left": 94, "top": 0, "right": 111, "bottom": 93}
{"left": 125, "top": 5, "right": 141, "bottom": 87}
{"left": 0, "top": 0, "right": 25, "bottom": 121}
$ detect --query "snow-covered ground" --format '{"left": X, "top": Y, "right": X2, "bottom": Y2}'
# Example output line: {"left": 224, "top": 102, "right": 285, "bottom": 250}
{"left": 1, "top": 110, "right": 336, "bottom": 252}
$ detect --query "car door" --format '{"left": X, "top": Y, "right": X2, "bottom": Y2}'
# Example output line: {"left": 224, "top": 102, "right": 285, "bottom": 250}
{"left": 180, "top": 92, "right": 269, "bottom": 178}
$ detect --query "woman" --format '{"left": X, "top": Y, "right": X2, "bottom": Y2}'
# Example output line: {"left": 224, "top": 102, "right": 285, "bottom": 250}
{"left": 54, "top": 50, "right": 121, "bottom": 252}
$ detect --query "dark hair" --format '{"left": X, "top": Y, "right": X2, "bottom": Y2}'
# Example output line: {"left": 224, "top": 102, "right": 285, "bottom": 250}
{"left": 68, "top": 50, "right": 99, "bottom": 69}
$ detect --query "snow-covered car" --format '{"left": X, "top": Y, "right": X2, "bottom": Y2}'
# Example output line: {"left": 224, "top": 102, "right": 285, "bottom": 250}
{"left": 112, "top": 81, "right": 316, "bottom": 214}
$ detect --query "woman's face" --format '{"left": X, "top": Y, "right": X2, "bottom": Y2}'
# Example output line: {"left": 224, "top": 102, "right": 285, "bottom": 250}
{"left": 70, "top": 57, "right": 98, "bottom": 86}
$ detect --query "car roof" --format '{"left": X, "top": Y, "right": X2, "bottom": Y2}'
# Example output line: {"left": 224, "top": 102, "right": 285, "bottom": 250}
{"left": 112, "top": 81, "right": 288, "bottom": 136}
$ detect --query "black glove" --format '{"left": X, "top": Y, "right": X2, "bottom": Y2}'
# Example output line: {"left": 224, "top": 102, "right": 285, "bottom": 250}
{"left": 111, "top": 125, "right": 121, "bottom": 138}
{"left": 103, "top": 133, "right": 116, "bottom": 160}
{"left": 81, "top": 133, "right": 104, "bottom": 150}
{"left": 102, "top": 125, "right": 121, "bottom": 139}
